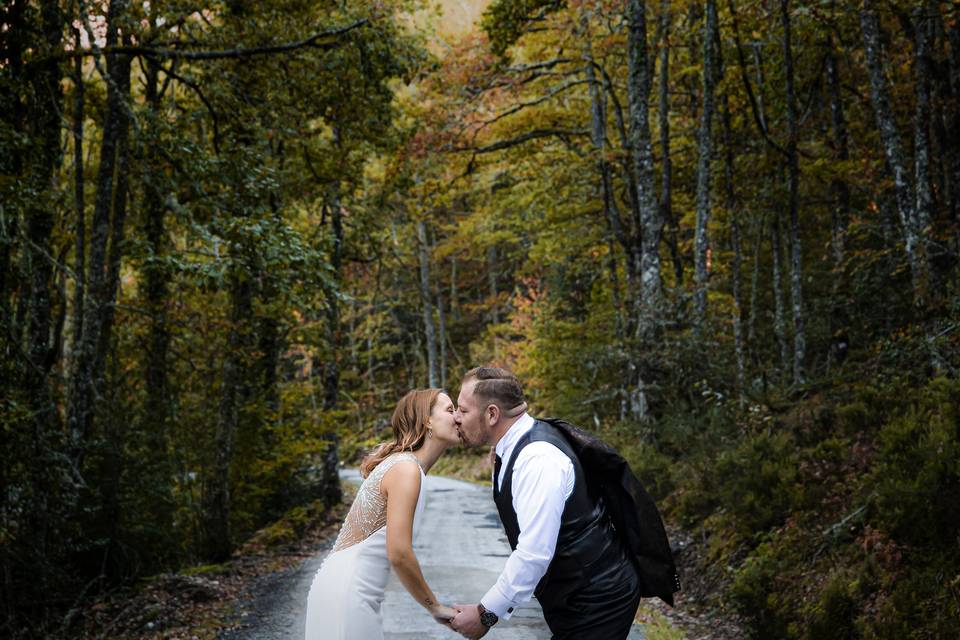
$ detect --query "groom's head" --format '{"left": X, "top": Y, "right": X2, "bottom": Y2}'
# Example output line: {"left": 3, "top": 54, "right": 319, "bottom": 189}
{"left": 455, "top": 366, "right": 526, "bottom": 447}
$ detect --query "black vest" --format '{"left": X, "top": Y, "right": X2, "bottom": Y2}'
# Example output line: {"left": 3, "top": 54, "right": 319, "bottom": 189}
{"left": 494, "top": 420, "right": 627, "bottom": 612}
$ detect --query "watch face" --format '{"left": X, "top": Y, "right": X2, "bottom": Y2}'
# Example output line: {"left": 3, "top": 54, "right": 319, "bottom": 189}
{"left": 480, "top": 610, "right": 498, "bottom": 627}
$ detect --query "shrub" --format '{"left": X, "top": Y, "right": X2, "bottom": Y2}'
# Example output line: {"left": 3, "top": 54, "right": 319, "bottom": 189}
{"left": 708, "top": 430, "right": 805, "bottom": 540}
{"left": 871, "top": 377, "right": 960, "bottom": 549}
{"left": 730, "top": 534, "right": 797, "bottom": 639}
{"left": 804, "top": 568, "right": 861, "bottom": 640}
{"left": 606, "top": 430, "right": 675, "bottom": 500}
{"left": 858, "top": 553, "right": 960, "bottom": 640}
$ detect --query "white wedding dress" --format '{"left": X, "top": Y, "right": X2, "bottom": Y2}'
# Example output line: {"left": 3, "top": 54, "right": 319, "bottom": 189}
{"left": 304, "top": 452, "right": 426, "bottom": 639}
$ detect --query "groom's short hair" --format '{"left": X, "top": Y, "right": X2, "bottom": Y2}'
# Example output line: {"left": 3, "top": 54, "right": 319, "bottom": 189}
{"left": 462, "top": 366, "right": 525, "bottom": 412}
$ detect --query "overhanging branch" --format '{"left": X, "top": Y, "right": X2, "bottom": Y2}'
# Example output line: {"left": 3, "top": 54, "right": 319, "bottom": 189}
{"left": 32, "top": 19, "right": 368, "bottom": 64}
{"left": 457, "top": 127, "right": 589, "bottom": 155}
{"left": 453, "top": 127, "right": 589, "bottom": 176}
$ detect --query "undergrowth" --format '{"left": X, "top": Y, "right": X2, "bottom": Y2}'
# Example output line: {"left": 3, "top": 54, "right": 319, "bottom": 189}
{"left": 612, "top": 320, "right": 960, "bottom": 639}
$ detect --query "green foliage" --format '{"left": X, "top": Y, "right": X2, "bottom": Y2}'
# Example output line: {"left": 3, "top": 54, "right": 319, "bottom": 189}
{"left": 713, "top": 376, "right": 960, "bottom": 639}
{"left": 679, "top": 429, "right": 805, "bottom": 541}
{"left": 860, "top": 551, "right": 960, "bottom": 640}
{"left": 241, "top": 499, "right": 330, "bottom": 552}
{"left": 729, "top": 531, "right": 801, "bottom": 639}
{"left": 6, "top": 0, "right": 960, "bottom": 635}
{"left": 481, "top": 0, "right": 566, "bottom": 58}
{"left": 608, "top": 433, "right": 675, "bottom": 501}
{"left": 805, "top": 568, "right": 860, "bottom": 640}
{"left": 430, "top": 449, "right": 495, "bottom": 484}
{"left": 636, "top": 604, "right": 688, "bottom": 640}
{"left": 871, "top": 378, "right": 960, "bottom": 549}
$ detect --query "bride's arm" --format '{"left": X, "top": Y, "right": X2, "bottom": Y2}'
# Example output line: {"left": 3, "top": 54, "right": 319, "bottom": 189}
{"left": 382, "top": 462, "right": 455, "bottom": 623}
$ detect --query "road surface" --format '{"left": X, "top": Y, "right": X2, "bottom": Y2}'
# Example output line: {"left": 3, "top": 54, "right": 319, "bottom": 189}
{"left": 221, "top": 469, "right": 645, "bottom": 639}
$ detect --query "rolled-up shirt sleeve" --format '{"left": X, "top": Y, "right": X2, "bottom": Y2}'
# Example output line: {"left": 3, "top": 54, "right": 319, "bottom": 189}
{"left": 480, "top": 443, "right": 574, "bottom": 620}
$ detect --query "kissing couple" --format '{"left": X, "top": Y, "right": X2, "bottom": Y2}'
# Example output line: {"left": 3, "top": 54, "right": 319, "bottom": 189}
{"left": 304, "top": 366, "right": 679, "bottom": 639}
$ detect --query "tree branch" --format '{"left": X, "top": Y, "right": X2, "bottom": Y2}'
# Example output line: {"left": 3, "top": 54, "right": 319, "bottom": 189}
{"left": 473, "top": 78, "right": 591, "bottom": 138}
{"left": 452, "top": 128, "right": 589, "bottom": 176}
{"left": 156, "top": 64, "right": 222, "bottom": 155}
{"left": 456, "top": 127, "right": 589, "bottom": 155}
{"left": 32, "top": 19, "right": 369, "bottom": 64}
{"left": 727, "top": 0, "right": 790, "bottom": 159}
{"left": 506, "top": 57, "right": 576, "bottom": 73}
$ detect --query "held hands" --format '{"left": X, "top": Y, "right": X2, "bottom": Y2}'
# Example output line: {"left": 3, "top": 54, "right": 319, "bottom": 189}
{"left": 450, "top": 604, "right": 490, "bottom": 640}
{"left": 429, "top": 603, "right": 457, "bottom": 627}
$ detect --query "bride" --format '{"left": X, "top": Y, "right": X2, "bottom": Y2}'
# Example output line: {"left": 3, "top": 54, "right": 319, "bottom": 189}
{"left": 304, "top": 388, "right": 460, "bottom": 639}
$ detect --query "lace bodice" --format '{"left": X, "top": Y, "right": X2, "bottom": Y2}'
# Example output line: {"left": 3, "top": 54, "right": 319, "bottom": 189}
{"left": 332, "top": 452, "right": 422, "bottom": 553}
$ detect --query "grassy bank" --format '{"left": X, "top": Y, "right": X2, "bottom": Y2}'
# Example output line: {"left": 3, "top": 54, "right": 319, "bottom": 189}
{"left": 610, "top": 364, "right": 960, "bottom": 639}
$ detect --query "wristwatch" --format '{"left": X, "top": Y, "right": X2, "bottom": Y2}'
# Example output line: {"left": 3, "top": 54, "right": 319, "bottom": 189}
{"left": 477, "top": 603, "right": 499, "bottom": 628}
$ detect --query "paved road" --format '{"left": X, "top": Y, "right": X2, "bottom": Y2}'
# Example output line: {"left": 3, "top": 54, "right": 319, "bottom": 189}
{"left": 376, "top": 469, "right": 550, "bottom": 640}
{"left": 222, "top": 469, "right": 644, "bottom": 639}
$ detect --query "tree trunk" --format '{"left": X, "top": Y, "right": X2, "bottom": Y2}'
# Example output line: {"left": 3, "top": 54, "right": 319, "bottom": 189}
{"left": 437, "top": 287, "right": 447, "bottom": 389}
{"left": 321, "top": 191, "right": 343, "bottom": 507}
{"left": 781, "top": 0, "right": 805, "bottom": 384}
{"left": 772, "top": 209, "right": 791, "bottom": 376}
{"left": 67, "top": 0, "right": 132, "bottom": 466}
{"left": 592, "top": 62, "right": 642, "bottom": 307}
{"left": 256, "top": 275, "right": 281, "bottom": 443}
{"left": 17, "top": 0, "right": 66, "bottom": 573}
{"left": 928, "top": 5, "right": 949, "bottom": 227}
{"left": 93, "top": 63, "right": 132, "bottom": 389}
{"left": 584, "top": 26, "right": 630, "bottom": 410}
{"left": 721, "top": 94, "right": 745, "bottom": 400}
{"left": 912, "top": 6, "right": 934, "bottom": 284}
{"left": 628, "top": 0, "right": 662, "bottom": 343}
{"left": 825, "top": 35, "right": 850, "bottom": 278}
{"left": 694, "top": 0, "right": 718, "bottom": 325}
{"left": 860, "top": 2, "right": 929, "bottom": 306}
{"left": 323, "top": 192, "right": 344, "bottom": 411}
{"left": 0, "top": 1, "right": 24, "bottom": 330}
{"left": 72, "top": 35, "right": 86, "bottom": 357}
{"left": 450, "top": 257, "right": 460, "bottom": 322}
{"left": 417, "top": 220, "right": 439, "bottom": 388}
{"left": 141, "top": 57, "right": 175, "bottom": 541}
{"left": 658, "top": 0, "right": 683, "bottom": 287}
{"left": 23, "top": 0, "right": 64, "bottom": 404}
{"left": 747, "top": 216, "right": 762, "bottom": 362}
{"left": 684, "top": 4, "right": 703, "bottom": 121}
{"left": 204, "top": 267, "right": 252, "bottom": 560}
{"left": 946, "top": 19, "right": 960, "bottom": 262}
{"left": 585, "top": 24, "right": 632, "bottom": 310}
{"left": 825, "top": 35, "right": 851, "bottom": 367}
{"left": 487, "top": 245, "right": 500, "bottom": 324}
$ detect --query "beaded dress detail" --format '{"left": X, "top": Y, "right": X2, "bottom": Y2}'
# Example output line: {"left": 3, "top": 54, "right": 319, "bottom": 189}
{"left": 304, "top": 451, "right": 426, "bottom": 640}
{"left": 332, "top": 451, "right": 421, "bottom": 552}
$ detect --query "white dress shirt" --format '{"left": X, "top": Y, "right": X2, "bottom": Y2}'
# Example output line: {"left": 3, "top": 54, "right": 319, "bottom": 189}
{"left": 480, "top": 413, "right": 575, "bottom": 620}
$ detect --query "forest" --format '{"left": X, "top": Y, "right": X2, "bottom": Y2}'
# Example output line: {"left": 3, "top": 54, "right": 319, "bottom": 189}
{"left": 2, "top": 0, "right": 959, "bottom": 638}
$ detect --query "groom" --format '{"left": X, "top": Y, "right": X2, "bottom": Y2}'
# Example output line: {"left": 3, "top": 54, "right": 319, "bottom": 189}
{"left": 450, "top": 366, "right": 642, "bottom": 640}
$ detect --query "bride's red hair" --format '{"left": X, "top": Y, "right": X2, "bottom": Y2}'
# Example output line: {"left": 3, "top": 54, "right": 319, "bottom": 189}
{"left": 360, "top": 388, "right": 443, "bottom": 478}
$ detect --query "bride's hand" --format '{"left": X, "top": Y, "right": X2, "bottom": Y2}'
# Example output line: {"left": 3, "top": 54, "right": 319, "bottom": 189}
{"left": 430, "top": 603, "right": 457, "bottom": 625}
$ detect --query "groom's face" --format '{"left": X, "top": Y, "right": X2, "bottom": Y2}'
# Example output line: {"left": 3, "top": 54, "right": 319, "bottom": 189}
{"left": 455, "top": 379, "right": 490, "bottom": 447}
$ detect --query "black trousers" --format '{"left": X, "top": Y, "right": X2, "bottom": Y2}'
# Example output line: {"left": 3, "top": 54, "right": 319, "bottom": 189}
{"left": 541, "top": 555, "right": 642, "bottom": 640}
